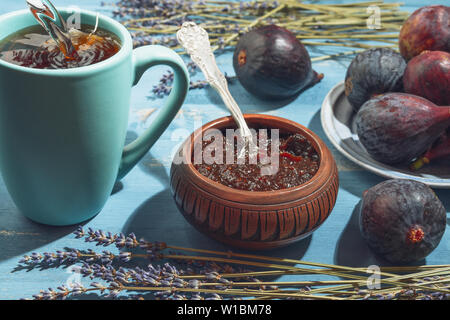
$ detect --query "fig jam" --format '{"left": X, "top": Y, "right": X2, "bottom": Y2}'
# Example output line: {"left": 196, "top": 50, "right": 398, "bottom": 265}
{"left": 0, "top": 24, "right": 121, "bottom": 69}
{"left": 193, "top": 131, "right": 320, "bottom": 191}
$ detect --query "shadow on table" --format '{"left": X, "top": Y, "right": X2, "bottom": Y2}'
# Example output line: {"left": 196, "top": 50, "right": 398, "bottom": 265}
{"left": 124, "top": 130, "right": 173, "bottom": 187}
{"left": 435, "top": 189, "right": 450, "bottom": 218}
{"left": 334, "top": 201, "right": 427, "bottom": 268}
{"left": 117, "top": 129, "right": 171, "bottom": 187}
{"left": 0, "top": 130, "right": 150, "bottom": 264}
{"left": 307, "top": 109, "right": 383, "bottom": 197}
{"left": 138, "top": 151, "right": 171, "bottom": 186}
{"left": 0, "top": 170, "right": 121, "bottom": 265}
{"left": 204, "top": 79, "right": 300, "bottom": 113}
{"left": 333, "top": 201, "right": 379, "bottom": 267}
{"left": 122, "top": 188, "right": 312, "bottom": 274}
{"left": 0, "top": 201, "right": 88, "bottom": 264}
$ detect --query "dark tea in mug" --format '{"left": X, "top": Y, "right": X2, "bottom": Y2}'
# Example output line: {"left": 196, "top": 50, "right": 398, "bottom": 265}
{"left": 0, "top": 24, "right": 121, "bottom": 69}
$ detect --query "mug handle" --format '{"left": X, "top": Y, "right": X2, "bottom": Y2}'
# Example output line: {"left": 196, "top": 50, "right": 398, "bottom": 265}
{"left": 116, "top": 45, "right": 189, "bottom": 181}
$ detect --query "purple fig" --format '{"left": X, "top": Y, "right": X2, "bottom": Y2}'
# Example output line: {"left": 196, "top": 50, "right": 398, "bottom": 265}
{"left": 360, "top": 179, "right": 446, "bottom": 264}
{"left": 233, "top": 25, "right": 323, "bottom": 100}
{"left": 355, "top": 93, "right": 450, "bottom": 164}
{"left": 399, "top": 5, "right": 450, "bottom": 61}
{"left": 403, "top": 51, "right": 450, "bottom": 106}
{"left": 345, "top": 48, "right": 406, "bottom": 111}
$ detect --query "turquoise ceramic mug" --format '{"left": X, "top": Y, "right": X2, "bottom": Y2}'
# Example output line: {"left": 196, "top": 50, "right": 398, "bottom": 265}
{"left": 0, "top": 9, "right": 189, "bottom": 225}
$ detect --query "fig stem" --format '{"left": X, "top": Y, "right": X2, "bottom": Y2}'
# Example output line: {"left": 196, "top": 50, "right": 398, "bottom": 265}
{"left": 410, "top": 135, "right": 450, "bottom": 170}
{"left": 410, "top": 157, "right": 429, "bottom": 171}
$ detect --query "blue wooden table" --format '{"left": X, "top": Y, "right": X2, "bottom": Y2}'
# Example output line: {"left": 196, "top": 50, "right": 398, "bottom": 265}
{"left": 0, "top": 0, "right": 448, "bottom": 300}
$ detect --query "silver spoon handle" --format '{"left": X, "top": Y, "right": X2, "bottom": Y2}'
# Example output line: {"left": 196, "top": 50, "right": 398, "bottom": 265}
{"left": 26, "top": 0, "right": 76, "bottom": 56}
{"left": 176, "top": 22, "right": 253, "bottom": 139}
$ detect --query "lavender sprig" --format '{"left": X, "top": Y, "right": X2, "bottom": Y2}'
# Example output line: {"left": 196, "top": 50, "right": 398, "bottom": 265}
{"left": 19, "top": 249, "right": 80, "bottom": 265}
{"left": 151, "top": 63, "right": 235, "bottom": 99}
{"left": 19, "top": 248, "right": 133, "bottom": 266}
{"left": 25, "top": 260, "right": 232, "bottom": 300}
{"left": 19, "top": 227, "right": 450, "bottom": 300}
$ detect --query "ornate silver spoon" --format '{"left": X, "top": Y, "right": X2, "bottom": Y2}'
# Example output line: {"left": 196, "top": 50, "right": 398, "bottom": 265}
{"left": 176, "top": 22, "right": 257, "bottom": 155}
{"left": 26, "top": 0, "right": 77, "bottom": 57}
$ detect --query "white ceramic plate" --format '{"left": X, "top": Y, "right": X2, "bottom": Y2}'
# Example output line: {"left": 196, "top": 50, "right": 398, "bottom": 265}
{"left": 321, "top": 81, "right": 450, "bottom": 188}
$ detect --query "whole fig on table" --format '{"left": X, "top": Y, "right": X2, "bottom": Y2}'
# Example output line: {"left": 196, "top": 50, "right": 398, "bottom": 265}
{"left": 403, "top": 51, "right": 450, "bottom": 106}
{"left": 399, "top": 5, "right": 450, "bottom": 61}
{"left": 355, "top": 93, "right": 450, "bottom": 164}
{"left": 233, "top": 25, "right": 323, "bottom": 100}
{"left": 360, "top": 179, "right": 446, "bottom": 264}
{"left": 345, "top": 48, "right": 406, "bottom": 111}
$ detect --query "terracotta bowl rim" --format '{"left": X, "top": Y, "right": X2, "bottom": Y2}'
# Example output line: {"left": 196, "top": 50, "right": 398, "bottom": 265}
{"left": 178, "top": 114, "right": 334, "bottom": 203}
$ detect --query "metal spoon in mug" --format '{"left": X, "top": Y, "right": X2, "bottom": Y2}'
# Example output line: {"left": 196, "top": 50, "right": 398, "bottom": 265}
{"left": 177, "top": 22, "right": 258, "bottom": 158}
{"left": 26, "top": 0, "right": 77, "bottom": 58}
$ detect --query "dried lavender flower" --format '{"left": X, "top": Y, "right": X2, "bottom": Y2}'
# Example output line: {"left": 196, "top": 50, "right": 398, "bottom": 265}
{"left": 18, "top": 227, "right": 450, "bottom": 300}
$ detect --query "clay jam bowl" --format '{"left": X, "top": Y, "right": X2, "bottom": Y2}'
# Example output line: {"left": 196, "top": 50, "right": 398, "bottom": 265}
{"left": 170, "top": 114, "right": 339, "bottom": 250}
